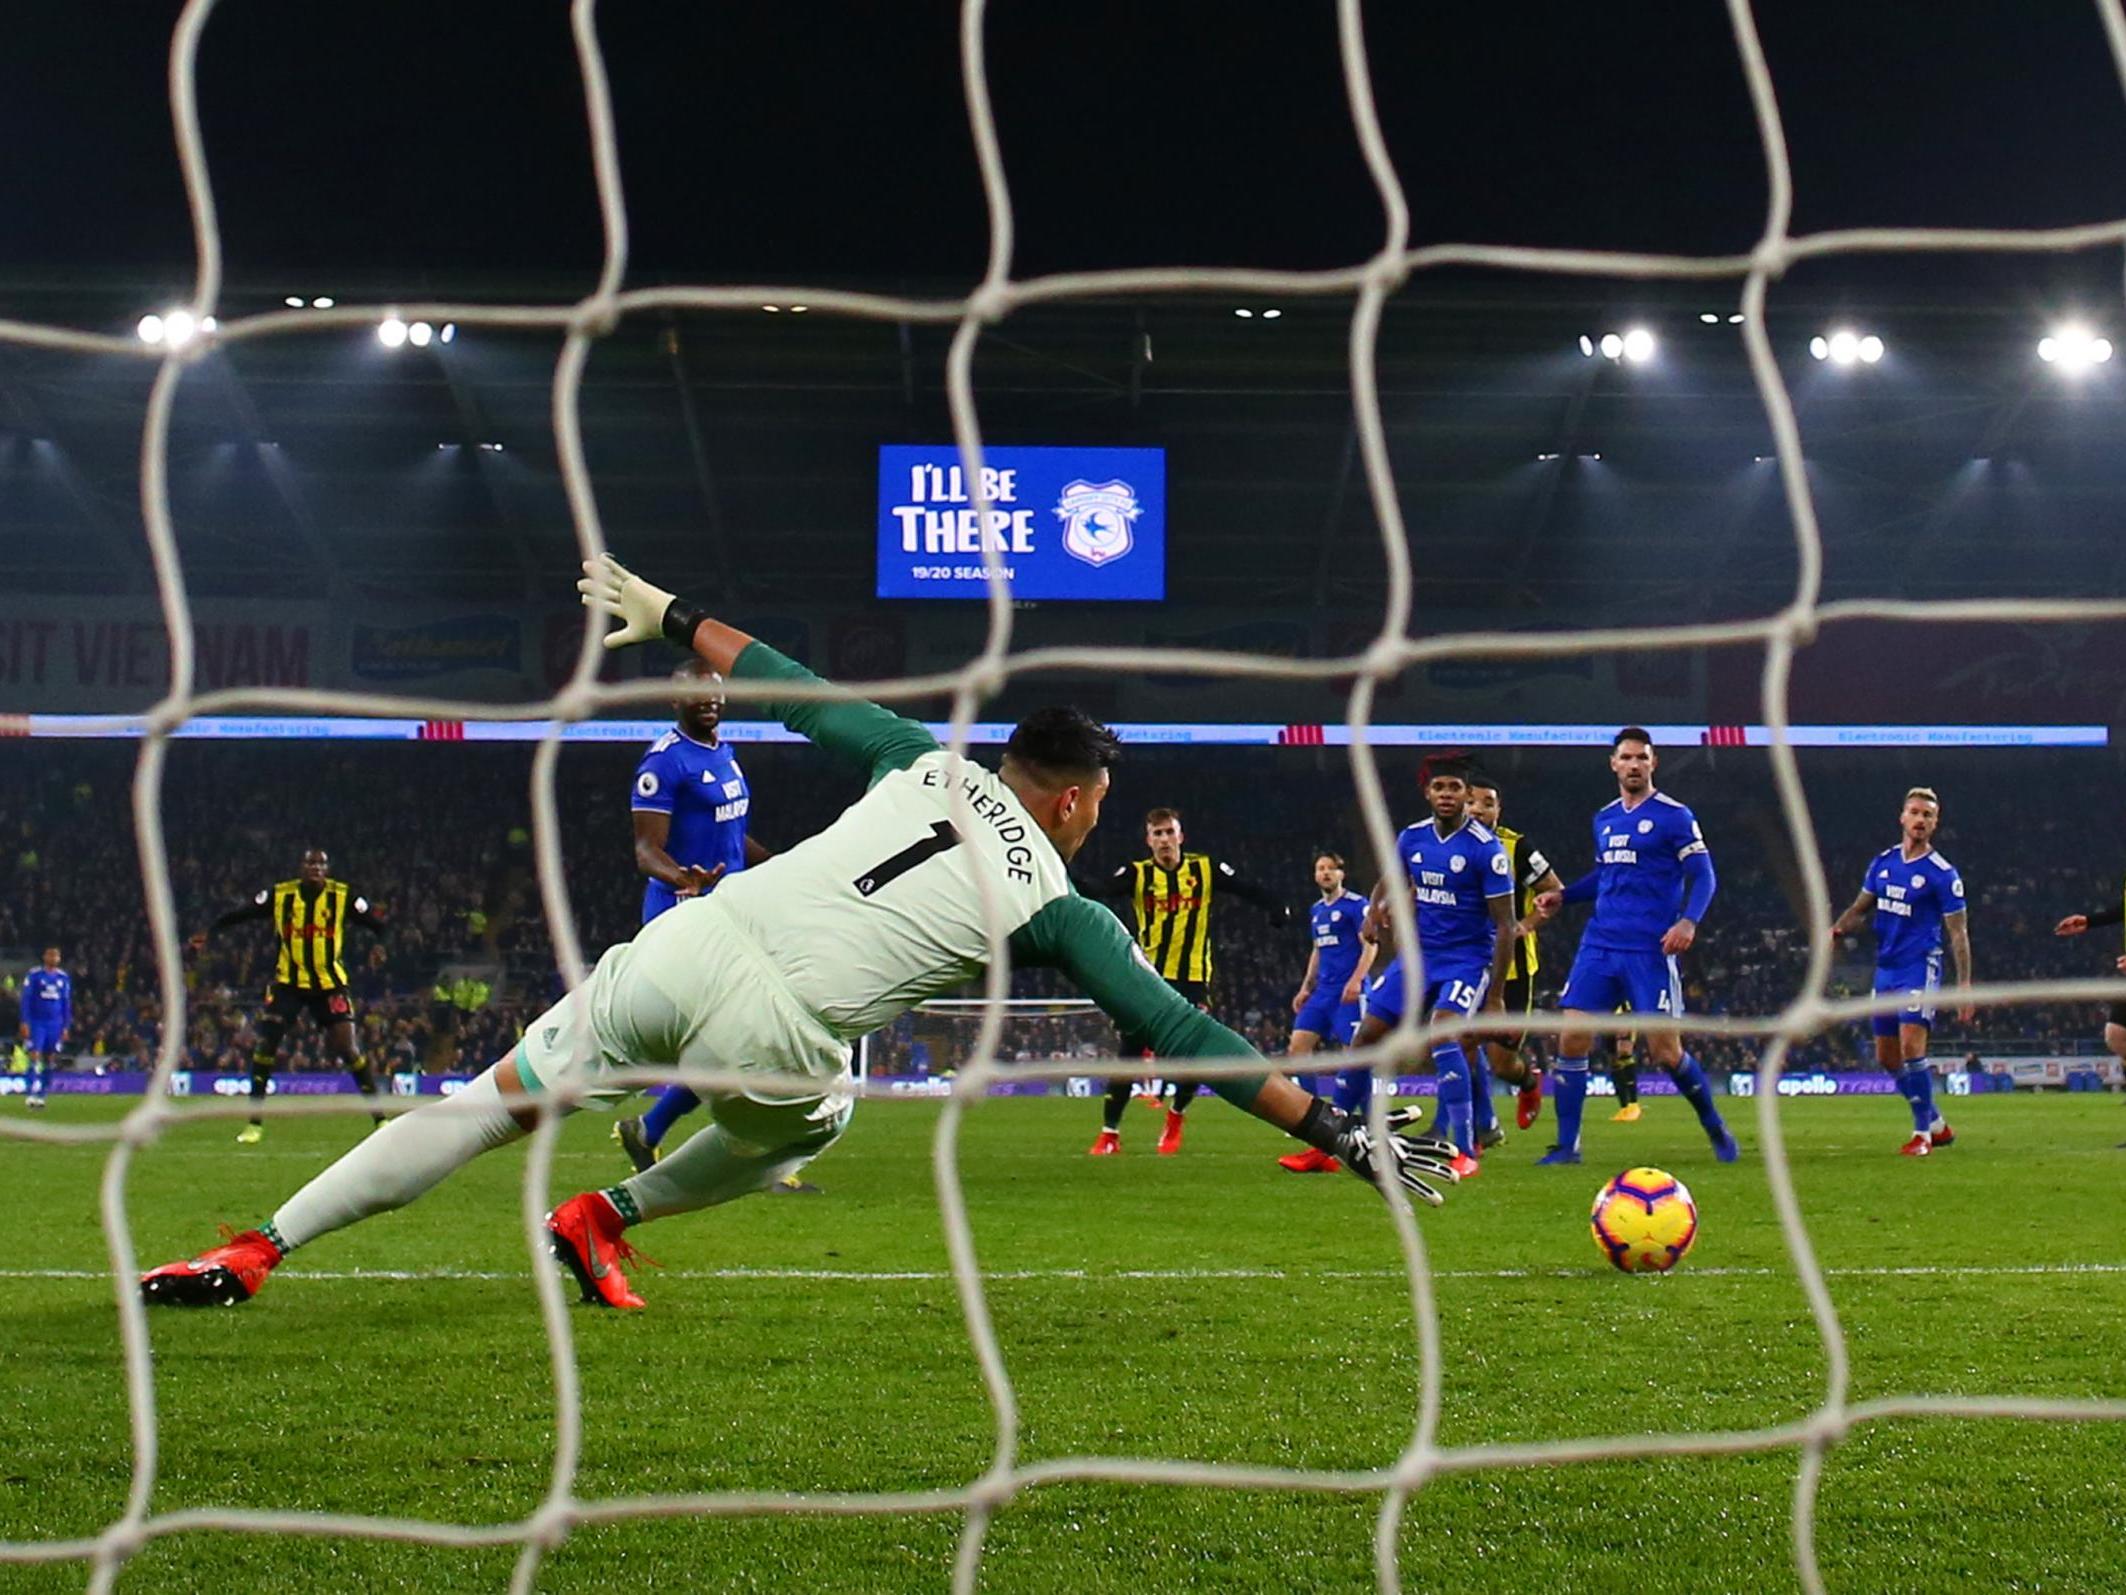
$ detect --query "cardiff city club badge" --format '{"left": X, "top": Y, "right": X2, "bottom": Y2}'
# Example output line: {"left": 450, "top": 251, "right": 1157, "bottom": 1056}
{"left": 1055, "top": 479, "right": 1141, "bottom": 568}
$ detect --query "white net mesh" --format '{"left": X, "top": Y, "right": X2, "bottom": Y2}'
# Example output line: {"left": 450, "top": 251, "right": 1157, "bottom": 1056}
{"left": 5, "top": 0, "right": 2126, "bottom": 1589}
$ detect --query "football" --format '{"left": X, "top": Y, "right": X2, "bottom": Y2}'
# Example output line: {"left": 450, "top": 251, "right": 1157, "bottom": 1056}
{"left": 1590, "top": 1166, "right": 1699, "bottom": 1274}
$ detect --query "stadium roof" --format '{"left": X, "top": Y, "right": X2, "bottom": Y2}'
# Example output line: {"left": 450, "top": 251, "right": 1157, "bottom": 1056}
{"left": 6, "top": 271, "right": 2126, "bottom": 615}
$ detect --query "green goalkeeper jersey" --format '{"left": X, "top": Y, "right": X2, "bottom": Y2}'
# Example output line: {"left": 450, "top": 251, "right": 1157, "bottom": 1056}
{"left": 710, "top": 644, "right": 1267, "bottom": 1087}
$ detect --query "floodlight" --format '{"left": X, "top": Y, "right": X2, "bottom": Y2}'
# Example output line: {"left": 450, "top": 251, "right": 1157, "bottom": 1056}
{"left": 2040, "top": 325, "right": 2112, "bottom": 371}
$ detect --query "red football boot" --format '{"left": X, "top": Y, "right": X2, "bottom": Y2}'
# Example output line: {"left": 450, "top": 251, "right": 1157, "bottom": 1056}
{"left": 1277, "top": 1146, "right": 1342, "bottom": 1174}
{"left": 1929, "top": 1121, "right": 1955, "bottom": 1148}
{"left": 546, "top": 1192, "right": 650, "bottom": 1310}
{"left": 1447, "top": 1150, "right": 1482, "bottom": 1180}
{"left": 1155, "top": 1110, "right": 1186, "bottom": 1156}
{"left": 1899, "top": 1133, "right": 1932, "bottom": 1158}
{"left": 1516, "top": 1071, "right": 1544, "bottom": 1130}
{"left": 1087, "top": 1128, "right": 1122, "bottom": 1156}
{"left": 140, "top": 1226, "right": 283, "bottom": 1308}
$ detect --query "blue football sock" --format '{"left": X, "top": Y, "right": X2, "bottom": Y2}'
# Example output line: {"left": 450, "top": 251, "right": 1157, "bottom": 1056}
{"left": 1469, "top": 1045, "right": 1498, "bottom": 1133}
{"left": 1899, "top": 1062, "right": 1935, "bottom": 1131}
{"left": 1553, "top": 1056, "right": 1589, "bottom": 1152}
{"left": 1332, "top": 1067, "right": 1372, "bottom": 1116}
{"left": 1668, "top": 1052, "right": 1726, "bottom": 1135}
{"left": 1434, "top": 1042, "right": 1474, "bottom": 1156}
{"left": 27, "top": 1063, "right": 44, "bottom": 1098}
{"left": 639, "top": 1085, "right": 702, "bottom": 1150}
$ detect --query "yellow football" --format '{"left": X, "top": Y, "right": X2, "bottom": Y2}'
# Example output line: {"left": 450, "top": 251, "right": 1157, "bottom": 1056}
{"left": 1590, "top": 1166, "right": 1699, "bottom": 1274}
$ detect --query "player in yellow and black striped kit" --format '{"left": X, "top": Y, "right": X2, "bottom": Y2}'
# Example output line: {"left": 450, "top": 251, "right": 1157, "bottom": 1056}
{"left": 1081, "top": 807, "right": 1288, "bottom": 1155}
{"left": 1466, "top": 776, "right": 1563, "bottom": 1138}
{"left": 192, "top": 848, "right": 390, "bottom": 1144}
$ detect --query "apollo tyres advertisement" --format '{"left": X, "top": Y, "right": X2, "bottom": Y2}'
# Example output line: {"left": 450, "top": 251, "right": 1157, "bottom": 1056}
{"left": 875, "top": 444, "right": 1167, "bottom": 601}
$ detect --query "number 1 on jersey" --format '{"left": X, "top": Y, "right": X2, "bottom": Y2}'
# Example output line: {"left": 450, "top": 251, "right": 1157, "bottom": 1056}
{"left": 855, "top": 820, "right": 962, "bottom": 897}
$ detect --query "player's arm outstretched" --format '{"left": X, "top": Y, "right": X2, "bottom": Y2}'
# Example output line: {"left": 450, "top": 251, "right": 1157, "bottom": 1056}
{"left": 1073, "top": 862, "right": 1136, "bottom": 905}
{"left": 1014, "top": 893, "right": 1458, "bottom": 1204}
{"left": 187, "top": 890, "right": 273, "bottom": 952}
{"left": 1212, "top": 858, "right": 1291, "bottom": 923}
{"left": 581, "top": 554, "right": 939, "bottom": 783}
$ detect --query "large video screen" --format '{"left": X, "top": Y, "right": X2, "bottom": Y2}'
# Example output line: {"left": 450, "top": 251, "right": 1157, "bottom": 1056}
{"left": 876, "top": 444, "right": 1166, "bottom": 600}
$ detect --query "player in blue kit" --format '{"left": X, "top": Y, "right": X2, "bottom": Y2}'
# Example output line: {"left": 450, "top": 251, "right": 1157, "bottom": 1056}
{"left": 1349, "top": 758, "right": 1517, "bottom": 1177}
{"left": 1277, "top": 851, "right": 1376, "bottom": 1173}
{"left": 1830, "top": 787, "right": 1972, "bottom": 1157}
{"left": 17, "top": 946, "right": 71, "bottom": 1110}
{"left": 1532, "top": 728, "right": 1738, "bottom": 1166}
{"left": 612, "top": 660, "right": 786, "bottom": 1178}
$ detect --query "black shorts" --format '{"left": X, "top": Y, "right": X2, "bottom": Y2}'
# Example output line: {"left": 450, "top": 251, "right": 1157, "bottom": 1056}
{"left": 2108, "top": 1000, "right": 2126, "bottom": 1030}
{"left": 1478, "top": 971, "right": 1534, "bottom": 1048}
{"left": 264, "top": 982, "right": 356, "bottom": 1029}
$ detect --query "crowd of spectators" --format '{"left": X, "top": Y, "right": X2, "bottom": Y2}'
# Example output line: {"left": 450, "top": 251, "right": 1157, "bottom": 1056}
{"left": 5, "top": 738, "right": 2124, "bottom": 1084}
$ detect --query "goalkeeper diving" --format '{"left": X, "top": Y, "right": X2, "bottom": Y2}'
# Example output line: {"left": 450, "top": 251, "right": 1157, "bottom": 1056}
{"left": 141, "top": 556, "right": 1457, "bottom": 1311}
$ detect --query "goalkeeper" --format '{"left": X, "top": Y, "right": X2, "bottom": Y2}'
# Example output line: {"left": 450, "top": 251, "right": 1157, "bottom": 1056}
{"left": 142, "top": 556, "right": 1457, "bottom": 1311}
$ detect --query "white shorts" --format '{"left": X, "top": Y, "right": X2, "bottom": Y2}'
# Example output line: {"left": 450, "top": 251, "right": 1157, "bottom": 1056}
{"left": 512, "top": 894, "right": 854, "bottom": 1150}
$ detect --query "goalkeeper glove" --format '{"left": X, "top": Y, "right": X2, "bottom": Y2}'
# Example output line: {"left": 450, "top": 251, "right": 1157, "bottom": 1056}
{"left": 576, "top": 555, "right": 711, "bottom": 651}
{"left": 1295, "top": 1097, "right": 1458, "bottom": 1207}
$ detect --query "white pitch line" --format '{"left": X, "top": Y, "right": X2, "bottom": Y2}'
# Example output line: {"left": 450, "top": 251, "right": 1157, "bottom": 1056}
{"left": 8, "top": 1262, "right": 2126, "bottom": 1284}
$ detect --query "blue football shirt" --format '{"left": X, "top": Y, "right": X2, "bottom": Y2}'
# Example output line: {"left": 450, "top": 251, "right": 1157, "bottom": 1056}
{"left": 632, "top": 729, "right": 752, "bottom": 922}
{"left": 1396, "top": 817, "right": 1512, "bottom": 966}
{"left": 1864, "top": 845, "right": 1965, "bottom": 969}
{"left": 1309, "top": 889, "right": 1370, "bottom": 990}
{"left": 1583, "top": 792, "right": 1712, "bottom": 953}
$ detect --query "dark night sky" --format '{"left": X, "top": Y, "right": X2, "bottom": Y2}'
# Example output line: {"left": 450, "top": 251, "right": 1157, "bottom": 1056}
{"left": 6, "top": 2, "right": 2126, "bottom": 292}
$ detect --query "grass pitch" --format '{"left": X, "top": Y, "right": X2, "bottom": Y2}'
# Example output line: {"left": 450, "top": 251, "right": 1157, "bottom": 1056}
{"left": 2, "top": 1092, "right": 2122, "bottom": 1593}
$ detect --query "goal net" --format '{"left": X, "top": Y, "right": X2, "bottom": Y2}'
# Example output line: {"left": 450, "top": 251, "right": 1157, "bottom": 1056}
{"left": 4, "top": 0, "right": 2126, "bottom": 1592}
{"left": 855, "top": 998, "right": 1106, "bottom": 1088}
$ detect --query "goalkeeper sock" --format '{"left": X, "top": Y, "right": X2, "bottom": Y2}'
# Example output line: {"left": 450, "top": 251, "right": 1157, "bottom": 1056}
{"left": 1668, "top": 1052, "right": 1725, "bottom": 1134}
{"left": 1553, "top": 1055, "right": 1589, "bottom": 1152}
{"left": 267, "top": 1068, "right": 522, "bottom": 1252}
{"left": 1434, "top": 1041, "right": 1474, "bottom": 1156}
{"left": 1168, "top": 1079, "right": 1200, "bottom": 1114}
{"left": 639, "top": 1084, "right": 701, "bottom": 1150}
{"left": 1331, "top": 1067, "right": 1372, "bottom": 1116}
{"left": 616, "top": 1123, "right": 810, "bottom": 1222}
{"left": 1468, "top": 1045, "right": 1498, "bottom": 1134}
